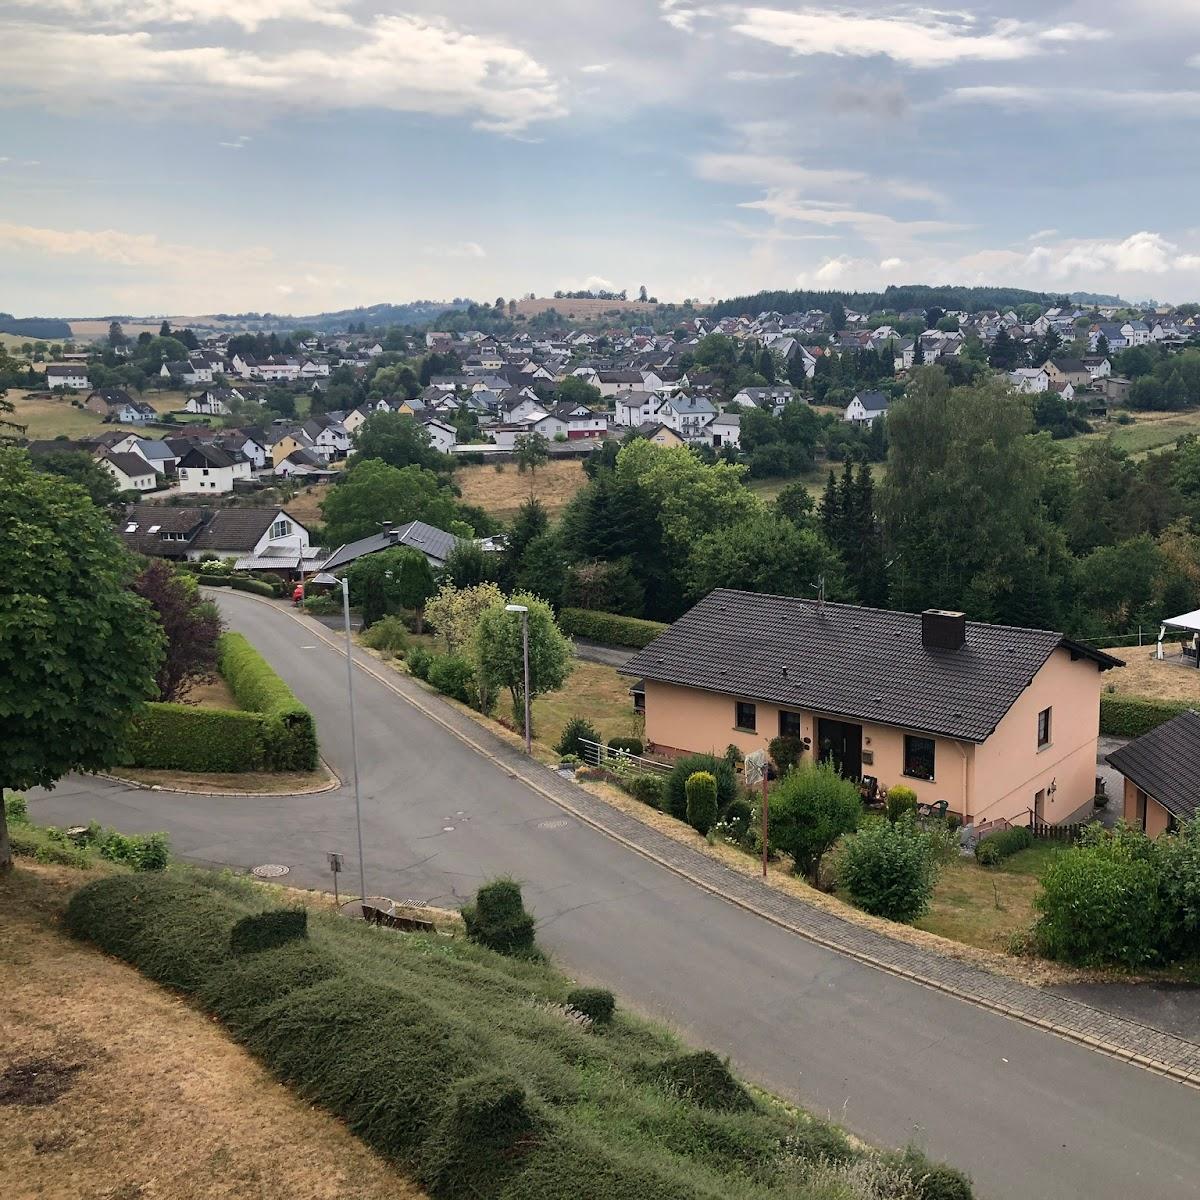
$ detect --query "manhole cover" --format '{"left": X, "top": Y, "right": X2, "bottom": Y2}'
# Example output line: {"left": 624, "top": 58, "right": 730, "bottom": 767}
{"left": 536, "top": 818, "right": 571, "bottom": 831}
{"left": 252, "top": 864, "right": 290, "bottom": 878}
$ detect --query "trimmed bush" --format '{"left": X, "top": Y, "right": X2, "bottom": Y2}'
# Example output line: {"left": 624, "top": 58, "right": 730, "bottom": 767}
{"left": 626, "top": 774, "right": 664, "bottom": 809}
{"left": 428, "top": 653, "right": 479, "bottom": 705}
{"left": 360, "top": 615, "right": 409, "bottom": 657}
{"left": 229, "top": 576, "right": 276, "bottom": 597}
{"left": 218, "top": 632, "right": 318, "bottom": 770}
{"left": 555, "top": 715, "right": 601, "bottom": 759}
{"left": 123, "top": 703, "right": 266, "bottom": 772}
{"left": 837, "top": 816, "right": 939, "bottom": 923}
{"left": 567, "top": 986, "right": 615, "bottom": 1024}
{"left": 461, "top": 878, "right": 538, "bottom": 958}
{"left": 665, "top": 754, "right": 737, "bottom": 822}
{"left": 658, "top": 1051, "right": 753, "bottom": 1113}
{"left": 885, "top": 785, "right": 918, "bottom": 824}
{"left": 685, "top": 771, "right": 718, "bottom": 835}
{"left": 762, "top": 761, "right": 861, "bottom": 882}
{"left": 1100, "top": 694, "right": 1193, "bottom": 737}
{"left": 768, "top": 735, "right": 805, "bottom": 774}
{"left": 974, "top": 825, "right": 1033, "bottom": 865}
{"left": 230, "top": 908, "right": 308, "bottom": 956}
{"left": 607, "top": 736, "right": 643, "bottom": 756}
{"left": 98, "top": 829, "right": 170, "bottom": 871}
{"left": 406, "top": 645, "right": 433, "bottom": 680}
{"left": 302, "top": 593, "right": 340, "bottom": 616}
{"left": 557, "top": 607, "right": 668, "bottom": 649}
{"left": 421, "top": 1071, "right": 537, "bottom": 1200}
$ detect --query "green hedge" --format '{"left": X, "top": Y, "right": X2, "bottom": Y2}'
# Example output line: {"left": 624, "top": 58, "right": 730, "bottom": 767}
{"left": 229, "top": 576, "right": 277, "bottom": 597}
{"left": 558, "top": 608, "right": 668, "bottom": 649}
{"left": 218, "top": 632, "right": 318, "bottom": 770}
{"left": 1100, "top": 694, "right": 1194, "bottom": 738}
{"left": 123, "top": 702, "right": 267, "bottom": 771}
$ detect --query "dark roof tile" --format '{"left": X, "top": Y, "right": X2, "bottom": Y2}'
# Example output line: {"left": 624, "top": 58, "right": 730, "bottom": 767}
{"left": 1106, "top": 710, "right": 1200, "bottom": 820}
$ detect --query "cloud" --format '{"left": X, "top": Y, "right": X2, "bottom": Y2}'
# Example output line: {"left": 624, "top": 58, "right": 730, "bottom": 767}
{"left": 694, "top": 150, "right": 937, "bottom": 202}
{"left": 0, "top": 14, "right": 565, "bottom": 131}
{"left": 7, "top": 0, "right": 355, "bottom": 33}
{"left": 728, "top": 9, "right": 1074, "bottom": 68}
{"left": 424, "top": 241, "right": 486, "bottom": 258}
{"left": 948, "top": 85, "right": 1200, "bottom": 112}
{"left": 739, "top": 192, "right": 968, "bottom": 241}
{"left": 579, "top": 62, "right": 611, "bottom": 74}
{"left": 218, "top": 134, "right": 250, "bottom": 149}
{"left": 879, "top": 256, "right": 904, "bottom": 270}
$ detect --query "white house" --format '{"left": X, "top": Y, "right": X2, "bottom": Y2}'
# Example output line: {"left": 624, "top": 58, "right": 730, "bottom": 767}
{"left": 552, "top": 403, "right": 607, "bottom": 439}
{"left": 1121, "top": 321, "right": 1151, "bottom": 347}
{"left": 728, "top": 386, "right": 795, "bottom": 414}
{"left": 176, "top": 444, "right": 253, "bottom": 494}
{"left": 417, "top": 414, "right": 458, "bottom": 453}
{"left": 706, "top": 411, "right": 741, "bottom": 450}
{"left": 98, "top": 450, "right": 159, "bottom": 492}
{"left": 45, "top": 364, "right": 90, "bottom": 391}
{"left": 185, "top": 388, "right": 238, "bottom": 415}
{"left": 187, "top": 508, "right": 318, "bottom": 570}
{"left": 614, "top": 389, "right": 661, "bottom": 426}
{"left": 658, "top": 395, "right": 715, "bottom": 438}
{"left": 111, "top": 435, "right": 178, "bottom": 475}
{"left": 1009, "top": 368, "right": 1050, "bottom": 394}
{"left": 843, "top": 391, "right": 890, "bottom": 425}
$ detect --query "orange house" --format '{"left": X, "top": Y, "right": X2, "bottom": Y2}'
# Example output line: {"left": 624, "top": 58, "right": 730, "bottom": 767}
{"left": 624, "top": 590, "right": 1122, "bottom": 828}
{"left": 1106, "top": 711, "right": 1199, "bottom": 835}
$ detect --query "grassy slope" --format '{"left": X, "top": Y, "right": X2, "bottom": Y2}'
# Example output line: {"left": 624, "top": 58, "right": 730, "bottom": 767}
{"left": 1064, "top": 409, "right": 1200, "bottom": 458}
{"left": 63, "top": 867, "right": 968, "bottom": 1200}
{"left": 455, "top": 458, "right": 587, "bottom": 521}
{"left": 0, "top": 861, "right": 425, "bottom": 1200}
{"left": 7, "top": 387, "right": 193, "bottom": 439}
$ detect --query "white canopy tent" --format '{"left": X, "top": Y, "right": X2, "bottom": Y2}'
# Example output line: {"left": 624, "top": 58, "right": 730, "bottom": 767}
{"left": 1155, "top": 609, "right": 1200, "bottom": 663}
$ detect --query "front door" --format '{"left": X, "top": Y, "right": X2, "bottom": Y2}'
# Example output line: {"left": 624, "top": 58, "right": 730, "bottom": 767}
{"left": 1034, "top": 788, "right": 1045, "bottom": 823}
{"left": 817, "top": 718, "right": 863, "bottom": 781}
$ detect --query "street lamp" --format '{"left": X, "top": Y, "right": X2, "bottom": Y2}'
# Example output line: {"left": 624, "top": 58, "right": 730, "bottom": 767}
{"left": 505, "top": 603, "right": 531, "bottom": 754}
{"left": 313, "top": 571, "right": 367, "bottom": 913}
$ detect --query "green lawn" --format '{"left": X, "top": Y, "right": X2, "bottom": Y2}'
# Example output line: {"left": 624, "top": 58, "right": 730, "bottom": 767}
{"left": 1064, "top": 410, "right": 1200, "bottom": 458}
{"left": 747, "top": 461, "right": 888, "bottom": 503}
{"left": 917, "top": 840, "right": 1063, "bottom": 952}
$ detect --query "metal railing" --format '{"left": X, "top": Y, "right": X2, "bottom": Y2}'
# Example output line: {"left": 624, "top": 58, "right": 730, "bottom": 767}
{"left": 576, "top": 738, "right": 672, "bottom": 775}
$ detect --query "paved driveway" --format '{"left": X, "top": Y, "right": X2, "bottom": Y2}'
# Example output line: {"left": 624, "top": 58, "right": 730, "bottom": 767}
{"left": 29, "top": 592, "right": 1200, "bottom": 1200}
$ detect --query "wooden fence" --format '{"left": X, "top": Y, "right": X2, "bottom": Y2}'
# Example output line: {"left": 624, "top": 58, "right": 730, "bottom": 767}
{"left": 1029, "top": 820, "right": 1089, "bottom": 843}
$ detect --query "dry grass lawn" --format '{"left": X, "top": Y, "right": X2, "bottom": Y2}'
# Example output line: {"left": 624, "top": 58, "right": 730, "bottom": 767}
{"left": 179, "top": 675, "right": 239, "bottom": 710}
{"left": 455, "top": 458, "right": 587, "bottom": 521}
{"left": 0, "top": 861, "right": 426, "bottom": 1200}
{"left": 1099, "top": 643, "right": 1200, "bottom": 703}
{"left": 117, "top": 764, "right": 337, "bottom": 794}
{"left": 511, "top": 296, "right": 668, "bottom": 320}
{"left": 282, "top": 482, "right": 333, "bottom": 529}
{"left": 8, "top": 392, "right": 136, "bottom": 440}
{"left": 532, "top": 658, "right": 643, "bottom": 751}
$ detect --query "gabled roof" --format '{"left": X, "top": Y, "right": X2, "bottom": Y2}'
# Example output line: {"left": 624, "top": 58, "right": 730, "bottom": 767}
{"left": 179, "top": 444, "right": 242, "bottom": 469}
{"left": 854, "top": 391, "right": 890, "bottom": 413}
{"left": 319, "top": 519, "right": 461, "bottom": 572}
{"left": 190, "top": 507, "right": 304, "bottom": 551}
{"left": 103, "top": 451, "right": 155, "bottom": 479}
{"left": 1107, "top": 710, "right": 1200, "bottom": 820}
{"left": 623, "top": 589, "right": 1120, "bottom": 744}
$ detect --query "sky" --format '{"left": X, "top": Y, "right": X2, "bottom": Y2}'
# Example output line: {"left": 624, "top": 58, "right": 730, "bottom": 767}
{"left": 2, "top": 0, "right": 1200, "bottom": 316}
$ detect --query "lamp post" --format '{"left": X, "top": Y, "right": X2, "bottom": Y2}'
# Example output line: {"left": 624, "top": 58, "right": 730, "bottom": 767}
{"left": 313, "top": 571, "right": 367, "bottom": 913}
{"left": 505, "top": 603, "right": 531, "bottom": 754}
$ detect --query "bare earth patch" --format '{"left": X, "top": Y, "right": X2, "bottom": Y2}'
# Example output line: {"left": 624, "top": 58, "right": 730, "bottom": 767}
{"left": 0, "top": 862, "right": 426, "bottom": 1200}
{"left": 117, "top": 763, "right": 337, "bottom": 794}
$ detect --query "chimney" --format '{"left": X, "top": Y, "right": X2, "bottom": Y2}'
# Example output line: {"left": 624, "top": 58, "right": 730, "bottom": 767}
{"left": 387, "top": 528, "right": 401, "bottom": 543}
{"left": 921, "top": 609, "right": 966, "bottom": 651}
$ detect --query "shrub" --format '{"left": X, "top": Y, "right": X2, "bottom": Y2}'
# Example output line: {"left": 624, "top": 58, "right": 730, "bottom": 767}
{"left": 685, "top": 771, "right": 718, "bottom": 835}
{"left": 1156, "top": 818, "right": 1200, "bottom": 958}
{"left": 218, "top": 633, "right": 317, "bottom": 770}
{"left": 974, "top": 825, "right": 1033, "bottom": 865}
{"left": 657, "top": 1051, "right": 753, "bottom": 1113}
{"left": 229, "top": 576, "right": 276, "bottom": 597}
{"left": 762, "top": 760, "right": 860, "bottom": 882}
{"left": 302, "top": 593, "right": 340, "bottom": 616}
{"left": 1034, "top": 843, "right": 1164, "bottom": 967}
{"left": 837, "top": 816, "right": 939, "bottom": 923}
{"left": 461, "top": 878, "right": 538, "bottom": 958}
{"left": 768, "top": 735, "right": 805, "bottom": 775}
{"left": 406, "top": 645, "right": 433, "bottom": 680}
{"left": 555, "top": 716, "right": 601, "bottom": 759}
{"left": 98, "top": 830, "right": 170, "bottom": 871}
{"left": 1100, "top": 694, "right": 1192, "bottom": 737}
{"left": 717, "top": 798, "right": 753, "bottom": 845}
{"left": 230, "top": 909, "right": 308, "bottom": 955}
{"left": 626, "top": 774, "right": 664, "bottom": 809}
{"left": 428, "top": 654, "right": 479, "bottom": 705}
{"left": 10, "top": 823, "right": 93, "bottom": 869}
{"left": 566, "top": 986, "right": 615, "bottom": 1024}
{"left": 360, "top": 614, "right": 409, "bottom": 657}
{"left": 665, "top": 754, "right": 736, "bottom": 822}
{"left": 886, "top": 1147, "right": 975, "bottom": 1200}
{"left": 557, "top": 607, "right": 668, "bottom": 649}
{"left": 723, "top": 743, "right": 744, "bottom": 768}
{"left": 123, "top": 703, "right": 266, "bottom": 772}
{"left": 421, "top": 1071, "right": 537, "bottom": 1200}
{"left": 4, "top": 792, "right": 28, "bottom": 824}
{"left": 607, "top": 736, "right": 643, "bottom": 756}
{"left": 885, "top": 785, "right": 918, "bottom": 824}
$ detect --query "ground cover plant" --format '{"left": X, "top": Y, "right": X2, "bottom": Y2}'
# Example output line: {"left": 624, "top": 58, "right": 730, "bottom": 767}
{"left": 65, "top": 869, "right": 974, "bottom": 1200}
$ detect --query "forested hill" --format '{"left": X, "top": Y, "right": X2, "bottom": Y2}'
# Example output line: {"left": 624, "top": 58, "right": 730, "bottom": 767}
{"left": 709, "top": 284, "right": 1059, "bottom": 318}
{"left": 0, "top": 312, "right": 73, "bottom": 338}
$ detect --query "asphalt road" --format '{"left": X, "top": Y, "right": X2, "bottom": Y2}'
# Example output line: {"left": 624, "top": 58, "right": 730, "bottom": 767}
{"left": 30, "top": 593, "right": 1200, "bottom": 1200}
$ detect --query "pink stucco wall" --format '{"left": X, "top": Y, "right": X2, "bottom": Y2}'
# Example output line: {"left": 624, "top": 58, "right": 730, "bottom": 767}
{"left": 643, "top": 644, "right": 1106, "bottom": 826}
{"left": 1122, "top": 778, "right": 1173, "bottom": 836}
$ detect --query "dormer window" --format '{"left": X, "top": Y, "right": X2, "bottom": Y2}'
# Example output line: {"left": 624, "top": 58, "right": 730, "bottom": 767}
{"left": 270, "top": 518, "right": 292, "bottom": 540}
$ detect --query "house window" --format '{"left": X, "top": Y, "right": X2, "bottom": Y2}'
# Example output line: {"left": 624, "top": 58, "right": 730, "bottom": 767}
{"left": 779, "top": 710, "right": 802, "bottom": 738}
{"left": 1037, "top": 707, "right": 1052, "bottom": 748}
{"left": 270, "top": 518, "right": 291, "bottom": 540}
{"left": 903, "top": 735, "right": 935, "bottom": 781}
{"left": 734, "top": 701, "right": 757, "bottom": 732}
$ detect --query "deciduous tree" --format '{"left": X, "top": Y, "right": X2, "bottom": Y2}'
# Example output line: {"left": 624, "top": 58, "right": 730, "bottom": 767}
{"left": 132, "top": 559, "right": 223, "bottom": 701}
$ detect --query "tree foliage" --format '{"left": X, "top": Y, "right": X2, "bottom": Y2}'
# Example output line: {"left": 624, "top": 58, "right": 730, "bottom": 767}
{"left": 132, "top": 560, "right": 223, "bottom": 702}
{"left": 760, "top": 760, "right": 860, "bottom": 883}
{"left": 321, "top": 459, "right": 463, "bottom": 546}
{"left": 474, "top": 592, "right": 572, "bottom": 726}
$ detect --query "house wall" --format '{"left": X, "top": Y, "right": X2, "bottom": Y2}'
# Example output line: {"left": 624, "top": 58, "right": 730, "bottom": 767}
{"left": 642, "top": 680, "right": 971, "bottom": 813}
{"left": 1121, "top": 778, "right": 1174, "bottom": 836}
{"left": 966, "top": 648, "right": 1102, "bottom": 827}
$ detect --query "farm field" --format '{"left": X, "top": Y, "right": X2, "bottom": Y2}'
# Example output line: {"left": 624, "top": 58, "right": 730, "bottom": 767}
{"left": 747, "top": 459, "right": 888, "bottom": 503}
{"left": 1065, "top": 409, "right": 1200, "bottom": 458}
{"left": 455, "top": 457, "right": 586, "bottom": 521}
{"left": 512, "top": 295, "right": 669, "bottom": 320}
{"left": 7, "top": 388, "right": 195, "bottom": 440}
{"left": 0, "top": 861, "right": 426, "bottom": 1200}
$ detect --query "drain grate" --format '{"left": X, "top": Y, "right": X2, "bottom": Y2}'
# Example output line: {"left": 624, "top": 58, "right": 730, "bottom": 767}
{"left": 252, "top": 863, "right": 290, "bottom": 878}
